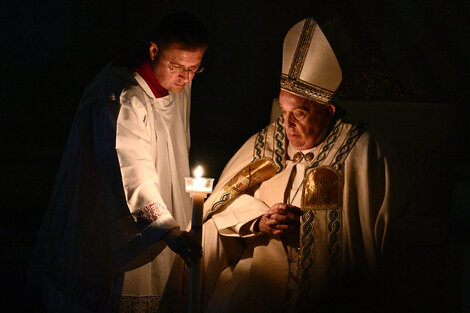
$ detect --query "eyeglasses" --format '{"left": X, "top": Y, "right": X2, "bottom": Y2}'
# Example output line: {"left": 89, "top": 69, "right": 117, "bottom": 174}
{"left": 159, "top": 52, "right": 205, "bottom": 75}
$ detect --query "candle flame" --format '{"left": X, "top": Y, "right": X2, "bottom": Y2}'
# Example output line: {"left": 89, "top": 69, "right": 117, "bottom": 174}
{"left": 194, "top": 165, "right": 203, "bottom": 178}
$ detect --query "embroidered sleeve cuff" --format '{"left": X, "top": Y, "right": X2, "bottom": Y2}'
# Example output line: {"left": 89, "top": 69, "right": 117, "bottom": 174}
{"left": 132, "top": 201, "right": 179, "bottom": 245}
{"left": 132, "top": 201, "right": 171, "bottom": 229}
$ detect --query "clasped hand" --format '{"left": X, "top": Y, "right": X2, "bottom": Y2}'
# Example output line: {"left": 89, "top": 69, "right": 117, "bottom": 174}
{"left": 257, "top": 203, "right": 302, "bottom": 236}
{"left": 163, "top": 228, "right": 202, "bottom": 266}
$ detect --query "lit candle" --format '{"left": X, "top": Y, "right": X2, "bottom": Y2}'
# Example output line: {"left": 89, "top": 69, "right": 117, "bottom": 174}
{"left": 185, "top": 166, "right": 214, "bottom": 313}
{"left": 185, "top": 166, "right": 214, "bottom": 193}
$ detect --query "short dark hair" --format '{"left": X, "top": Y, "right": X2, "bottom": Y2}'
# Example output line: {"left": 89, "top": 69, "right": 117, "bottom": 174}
{"left": 152, "top": 12, "right": 208, "bottom": 51}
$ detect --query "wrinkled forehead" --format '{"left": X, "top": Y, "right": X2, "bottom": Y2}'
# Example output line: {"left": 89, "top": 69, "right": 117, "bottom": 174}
{"left": 279, "top": 90, "right": 311, "bottom": 110}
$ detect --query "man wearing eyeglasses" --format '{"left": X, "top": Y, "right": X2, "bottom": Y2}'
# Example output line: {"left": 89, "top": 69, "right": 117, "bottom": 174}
{"left": 31, "top": 12, "right": 207, "bottom": 313}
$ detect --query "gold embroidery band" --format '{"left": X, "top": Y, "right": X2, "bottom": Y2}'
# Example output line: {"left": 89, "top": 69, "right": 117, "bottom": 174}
{"left": 204, "top": 158, "right": 278, "bottom": 222}
{"left": 288, "top": 18, "right": 316, "bottom": 80}
{"left": 280, "top": 74, "right": 335, "bottom": 104}
{"left": 223, "top": 158, "right": 277, "bottom": 195}
{"left": 301, "top": 166, "right": 342, "bottom": 211}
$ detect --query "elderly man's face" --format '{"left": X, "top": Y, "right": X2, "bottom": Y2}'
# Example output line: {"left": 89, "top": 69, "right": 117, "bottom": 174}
{"left": 280, "top": 90, "right": 335, "bottom": 150}
{"left": 149, "top": 42, "right": 205, "bottom": 93}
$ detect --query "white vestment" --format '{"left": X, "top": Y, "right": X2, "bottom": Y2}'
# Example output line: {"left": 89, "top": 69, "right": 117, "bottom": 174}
{"left": 31, "top": 61, "right": 193, "bottom": 313}
{"left": 117, "top": 70, "right": 192, "bottom": 306}
{"left": 199, "top": 116, "right": 413, "bottom": 313}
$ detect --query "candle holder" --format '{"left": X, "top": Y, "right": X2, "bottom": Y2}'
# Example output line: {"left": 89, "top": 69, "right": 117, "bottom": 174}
{"left": 184, "top": 177, "right": 214, "bottom": 194}
{"left": 184, "top": 166, "right": 214, "bottom": 313}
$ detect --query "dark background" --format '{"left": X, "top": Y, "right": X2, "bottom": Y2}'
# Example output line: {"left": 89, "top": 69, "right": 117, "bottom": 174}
{"left": 1, "top": 0, "right": 469, "bottom": 312}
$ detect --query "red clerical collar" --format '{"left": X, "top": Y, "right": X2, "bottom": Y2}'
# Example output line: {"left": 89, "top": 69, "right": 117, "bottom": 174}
{"left": 133, "top": 60, "right": 168, "bottom": 98}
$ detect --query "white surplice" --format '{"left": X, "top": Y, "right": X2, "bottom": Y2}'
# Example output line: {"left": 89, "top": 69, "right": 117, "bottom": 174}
{"left": 117, "top": 71, "right": 192, "bottom": 299}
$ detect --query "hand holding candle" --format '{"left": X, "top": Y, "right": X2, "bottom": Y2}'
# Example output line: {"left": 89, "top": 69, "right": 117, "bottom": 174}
{"left": 162, "top": 228, "right": 202, "bottom": 266}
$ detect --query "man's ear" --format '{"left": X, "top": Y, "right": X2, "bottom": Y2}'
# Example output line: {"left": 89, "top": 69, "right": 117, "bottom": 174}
{"left": 149, "top": 42, "right": 158, "bottom": 62}
{"left": 326, "top": 104, "right": 336, "bottom": 118}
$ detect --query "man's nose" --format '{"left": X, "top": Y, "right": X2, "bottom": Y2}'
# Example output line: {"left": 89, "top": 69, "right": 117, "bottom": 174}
{"left": 179, "top": 70, "right": 191, "bottom": 81}
{"left": 284, "top": 114, "right": 296, "bottom": 128}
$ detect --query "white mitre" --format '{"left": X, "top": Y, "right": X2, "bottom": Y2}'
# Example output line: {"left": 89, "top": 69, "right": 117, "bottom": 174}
{"left": 280, "top": 18, "right": 342, "bottom": 105}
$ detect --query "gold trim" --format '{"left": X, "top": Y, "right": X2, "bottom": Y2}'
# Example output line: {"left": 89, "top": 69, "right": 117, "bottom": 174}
{"left": 301, "top": 166, "right": 342, "bottom": 211}
{"left": 222, "top": 158, "right": 277, "bottom": 195}
{"left": 204, "top": 158, "right": 279, "bottom": 222}
{"left": 281, "top": 74, "right": 334, "bottom": 104}
{"left": 288, "top": 18, "right": 316, "bottom": 80}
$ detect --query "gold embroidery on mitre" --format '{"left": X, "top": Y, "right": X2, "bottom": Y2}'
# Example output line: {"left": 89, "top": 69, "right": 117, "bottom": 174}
{"left": 283, "top": 76, "right": 296, "bottom": 90}
{"left": 281, "top": 74, "right": 335, "bottom": 104}
{"left": 301, "top": 166, "right": 342, "bottom": 211}
{"left": 289, "top": 18, "right": 316, "bottom": 80}
{"left": 280, "top": 17, "right": 340, "bottom": 105}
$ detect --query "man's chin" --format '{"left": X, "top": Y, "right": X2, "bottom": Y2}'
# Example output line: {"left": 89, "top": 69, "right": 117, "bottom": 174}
{"left": 168, "top": 86, "right": 184, "bottom": 93}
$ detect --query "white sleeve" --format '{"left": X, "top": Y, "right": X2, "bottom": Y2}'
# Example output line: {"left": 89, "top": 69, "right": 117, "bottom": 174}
{"left": 115, "top": 91, "right": 178, "bottom": 242}
{"left": 344, "top": 132, "right": 412, "bottom": 263}
{"left": 212, "top": 194, "right": 269, "bottom": 237}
